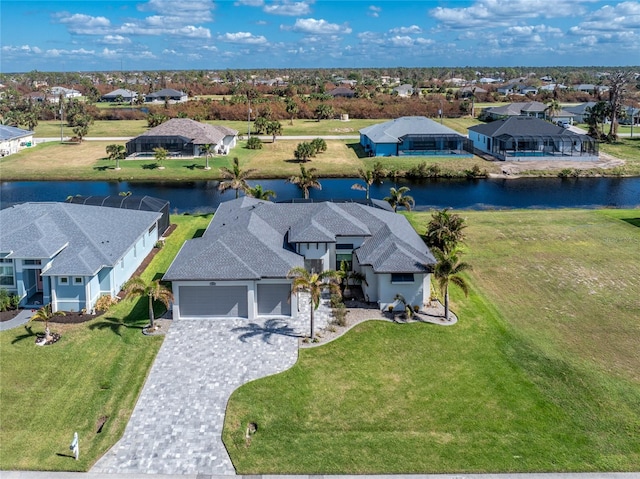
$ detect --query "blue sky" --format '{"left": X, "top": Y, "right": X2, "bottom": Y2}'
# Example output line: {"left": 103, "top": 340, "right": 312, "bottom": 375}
{"left": 1, "top": 0, "right": 639, "bottom": 72}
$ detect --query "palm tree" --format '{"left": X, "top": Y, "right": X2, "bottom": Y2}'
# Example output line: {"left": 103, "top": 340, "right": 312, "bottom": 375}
{"left": 288, "top": 266, "right": 341, "bottom": 340}
{"left": 266, "top": 121, "right": 282, "bottom": 143}
{"left": 337, "top": 260, "right": 367, "bottom": 298}
{"left": 545, "top": 99, "right": 561, "bottom": 122}
{"left": 432, "top": 248, "right": 472, "bottom": 321}
{"left": 425, "top": 208, "right": 467, "bottom": 254}
{"left": 293, "top": 142, "right": 315, "bottom": 162}
{"left": 286, "top": 164, "right": 321, "bottom": 199}
{"left": 315, "top": 103, "right": 334, "bottom": 121}
{"left": 153, "top": 147, "right": 168, "bottom": 169}
{"left": 286, "top": 98, "right": 299, "bottom": 125}
{"left": 200, "top": 143, "right": 214, "bottom": 170}
{"left": 246, "top": 184, "right": 276, "bottom": 201}
{"left": 123, "top": 277, "right": 174, "bottom": 330}
{"left": 218, "top": 157, "right": 257, "bottom": 198}
{"left": 106, "top": 144, "right": 126, "bottom": 170}
{"left": 30, "top": 304, "right": 65, "bottom": 342}
{"left": 351, "top": 168, "right": 375, "bottom": 200}
{"left": 384, "top": 186, "right": 414, "bottom": 212}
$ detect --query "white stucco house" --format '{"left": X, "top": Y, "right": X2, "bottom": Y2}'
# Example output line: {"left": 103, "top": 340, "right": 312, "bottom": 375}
{"left": 126, "top": 118, "right": 238, "bottom": 157}
{"left": 0, "top": 202, "right": 162, "bottom": 312}
{"left": 164, "top": 198, "right": 436, "bottom": 320}
{"left": 0, "top": 125, "right": 34, "bottom": 157}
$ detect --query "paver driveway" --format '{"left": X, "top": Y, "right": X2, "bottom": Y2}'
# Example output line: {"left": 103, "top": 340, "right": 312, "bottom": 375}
{"left": 91, "top": 317, "right": 301, "bottom": 475}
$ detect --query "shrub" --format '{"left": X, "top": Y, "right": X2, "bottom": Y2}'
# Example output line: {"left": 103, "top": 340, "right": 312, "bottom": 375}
{"left": 246, "top": 136, "right": 263, "bottom": 150}
{"left": 94, "top": 295, "right": 119, "bottom": 312}
{"left": 0, "top": 289, "right": 19, "bottom": 312}
{"left": 154, "top": 240, "right": 165, "bottom": 249}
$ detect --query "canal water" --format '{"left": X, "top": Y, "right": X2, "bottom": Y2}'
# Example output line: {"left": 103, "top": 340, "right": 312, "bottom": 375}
{"left": 1, "top": 177, "right": 639, "bottom": 213}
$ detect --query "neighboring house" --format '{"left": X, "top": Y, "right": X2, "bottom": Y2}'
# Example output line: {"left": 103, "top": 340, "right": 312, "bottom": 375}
{"left": 126, "top": 118, "right": 238, "bottom": 157}
{"left": 66, "top": 195, "right": 171, "bottom": 236}
{"left": 459, "top": 86, "right": 487, "bottom": 98}
{"left": 0, "top": 202, "right": 162, "bottom": 312}
{"left": 563, "top": 102, "right": 597, "bottom": 123}
{"left": 359, "top": 116, "right": 473, "bottom": 157}
{"left": 145, "top": 88, "right": 188, "bottom": 103}
{"left": 573, "top": 84, "right": 610, "bottom": 94}
{"left": 25, "top": 91, "right": 58, "bottom": 103}
{"left": 481, "top": 102, "right": 574, "bottom": 123}
{"left": 621, "top": 106, "right": 640, "bottom": 125}
{"left": 329, "top": 87, "right": 356, "bottom": 98}
{"left": 101, "top": 88, "right": 138, "bottom": 102}
{"left": 479, "top": 77, "right": 501, "bottom": 84}
{"left": 539, "top": 83, "right": 568, "bottom": 92}
{"left": 50, "top": 86, "right": 82, "bottom": 98}
{"left": 468, "top": 116, "right": 599, "bottom": 161}
{"left": 164, "top": 197, "right": 436, "bottom": 320}
{"left": 0, "top": 125, "right": 34, "bottom": 157}
{"left": 392, "top": 84, "right": 415, "bottom": 97}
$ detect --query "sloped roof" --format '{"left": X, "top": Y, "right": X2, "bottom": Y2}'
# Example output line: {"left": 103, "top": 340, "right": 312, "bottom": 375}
{"left": 360, "top": 116, "right": 463, "bottom": 144}
{"left": 0, "top": 124, "right": 34, "bottom": 141}
{"left": 485, "top": 101, "right": 547, "bottom": 116}
{"left": 469, "top": 116, "right": 582, "bottom": 138}
{"left": 134, "top": 118, "right": 238, "bottom": 145}
{"left": 0, "top": 203, "right": 161, "bottom": 276}
{"left": 164, "top": 198, "right": 434, "bottom": 281}
{"left": 564, "top": 102, "right": 597, "bottom": 115}
{"left": 102, "top": 88, "right": 137, "bottom": 98}
{"left": 147, "top": 88, "right": 186, "bottom": 98}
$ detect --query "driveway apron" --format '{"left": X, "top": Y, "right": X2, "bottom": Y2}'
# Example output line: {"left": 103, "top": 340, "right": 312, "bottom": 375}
{"left": 91, "top": 317, "right": 301, "bottom": 475}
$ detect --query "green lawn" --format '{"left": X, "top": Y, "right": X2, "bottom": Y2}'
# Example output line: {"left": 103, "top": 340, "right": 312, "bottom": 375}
{"left": 0, "top": 214, "right": 212, "bottom": 471}
{"left": 223, "top": 209, "right": 640, "bottom": 474}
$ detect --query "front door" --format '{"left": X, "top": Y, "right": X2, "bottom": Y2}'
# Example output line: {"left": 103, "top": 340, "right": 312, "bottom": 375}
{"left": 36, "top": 269, "right": 43, "bottom": 292}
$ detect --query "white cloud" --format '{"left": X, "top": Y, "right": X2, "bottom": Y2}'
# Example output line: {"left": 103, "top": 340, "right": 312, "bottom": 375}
{"left": 219, "top": 31, "right": 268, "bottom": 44}
{"left": 54, "top": 13, "right": 111, "bottom": 34}
{"left": 138, "top": 0, "right": 215, "bottom": 23}
{"left": 234, "top": 0, "right": 264, "bottom": 5}
{"left": 430, "top": 0, "right": 586, "bottom": 28}
{"left": 100, "top": 35, "right": 132, "bottom": 45}
{"left": 264, "top": 1, "right": 313, "bottom": 16}
{"left": 368, "top": 5, "right": 381, "bottom": 17}
{"left": 389, "top": 25, "right": 422, "bottom": 35}
{"left": 1, "top": 44, "right": 43, "bottom": 54}
{"left": 290, "top": 18, "right": 352, "bottom": 34}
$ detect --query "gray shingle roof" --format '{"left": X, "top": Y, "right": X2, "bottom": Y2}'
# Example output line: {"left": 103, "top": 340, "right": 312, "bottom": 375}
{"left": 147, "top": 88, "right": 186, "bottom": 98}
{"left": 360, "top": 116, "right": 463, "bottom": 144}
{"left": 0, "top": 125, "right": 34, "bottom": 141}
{"left": 0, "top": 203, "right": 161, "bottom": 276}
{"left": 163, "top": 198, "right": 435, "bottom": 282}
{"left": 135, "top": 118, "right": 237, "bottom": 145}
{"left": 468, "top": 116, "right": 580, "bottom": 137}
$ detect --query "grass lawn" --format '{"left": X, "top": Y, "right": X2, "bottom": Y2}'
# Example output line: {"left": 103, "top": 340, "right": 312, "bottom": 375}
{"left": 0, "top": 139, "right": 499, "bottom": 181}
{"left": 0, "top": 214, "right": 212, "bottom": 471}
{"left": 223, "top": 208, "right": 640, "bottom": 474}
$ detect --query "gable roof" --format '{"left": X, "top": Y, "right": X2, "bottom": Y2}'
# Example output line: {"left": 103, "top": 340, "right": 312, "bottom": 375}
{"left": 468, "top": 116, "right": 580, "bottom": 138}
{"left": 0, "top": 203, "right": 161, "bottom": 276}
{"left": 147, "top": 88, "right": 186, "bottom": 98}
{"left": 164, "top": 199, "right": 434, "bottom": 282}
{"left": 0, "top": 125, "right": 34, "bottom": 141}
{"left": 102, "top": 88, "right": 137, "bottom": 98}
{"left": 134, "top": 118, "right": 238, "bottom": 145}
{"left": 360, "top": 116, "right": 463, "bottom": 144}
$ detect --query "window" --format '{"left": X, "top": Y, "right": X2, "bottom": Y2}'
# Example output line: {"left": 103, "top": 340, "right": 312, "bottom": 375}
{"left": 336, "top": 244, "right": 354, "bottom": 270}
{"left": 391, "top": 273, "right": 414, "bottom": 283}
{"left": 59, "top": 277, "right": 69, "bottom": 285}
{"left": 23, "top": 259, "right": 42, "bottom": 265}
{"left": 74, "top": 277, "right": 83, "bottom": 285}
{"left": 0, "top": 258, "right": 14, "bottom": 286}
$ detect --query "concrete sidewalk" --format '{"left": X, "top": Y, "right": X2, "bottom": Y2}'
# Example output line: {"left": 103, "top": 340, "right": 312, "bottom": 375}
{"left": 2, "top": 472, "right": 639, "bottom": 479}
{"left": 0, "top": 309, "right": 33, "bottom": 331}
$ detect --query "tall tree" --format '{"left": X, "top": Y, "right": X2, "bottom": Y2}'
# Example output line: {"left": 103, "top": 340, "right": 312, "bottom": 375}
{"left": 200, "top": 143, "right": 214, "bottom": 170}
{"left": 287, "top": 266, "right": 340, "bottom": 340}
{"left": 425, "top": 208, "right": 467, "bottom": 254}
{"left": 218, "top": 157, "right": 256, "bottom": 198}
{"left": 123, "top": 277, "right": 174, "bottom": 330}
{"left": 432, "top": 248, "right": 471, "bottom": 321}
{"left": 266, "top": 120, "right": 283, "bottom": 143}
{"left": 105, "top": 143, "right": 126, "bottom": 170}
{"left": 545, "top": 99, "right": 561, "bottom": 122}
{"left": 286, "top": 98, "right": 299, "bottom": 126}
{"left": 30, "top": 304, "right": 65, "bottom": 343}
{"left": 351, "top": 168, "right": 376, "bottom": 200}
{"left": 606, "top": 71, "right": 631, "bottom": 141}
{"left": 246, "top": 184, "right": 276, "bottom": 201}
{"left": 286, "top": 164, "right": 321, "bottom": 199}
{"left": 384, "top": 186, "right": 414, "bottom": 212}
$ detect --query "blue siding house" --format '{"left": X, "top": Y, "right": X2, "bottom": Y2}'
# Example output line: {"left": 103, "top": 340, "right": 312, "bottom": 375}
{"left": 0, "top": 202, "right": 162, "bottom": 312}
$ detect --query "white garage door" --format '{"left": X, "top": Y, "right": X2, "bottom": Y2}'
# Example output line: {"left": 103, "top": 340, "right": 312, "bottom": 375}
{"left": 257, "top": 283, "right": 291, "bottom": 316}
{"left": 179, "top": 285, "right": 248, "bottom": 318}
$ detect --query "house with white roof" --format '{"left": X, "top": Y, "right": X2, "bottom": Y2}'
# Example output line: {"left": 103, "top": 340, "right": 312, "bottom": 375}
{"left": 164, "top": 198, "right": 436, "bottom": 320}
{"left": 359, "top": 116, "right": 473, "bottom": 157}
{"left": 0, "top": 203, "right": 162, "bottom": 312}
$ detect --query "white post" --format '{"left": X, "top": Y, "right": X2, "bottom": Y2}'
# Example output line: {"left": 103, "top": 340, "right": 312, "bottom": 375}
{"left": 70, "top": 431, "right": 79, "bottom": 460}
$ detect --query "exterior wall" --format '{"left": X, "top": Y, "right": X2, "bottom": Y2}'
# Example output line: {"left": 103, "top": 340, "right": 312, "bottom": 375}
{"left": 52, "top": 276, "right": 86, "bottom": 312}
{"left": 468, "top": 130, "right": 490, "bottom": 154}
{"left": 112, "top": 226, "right": 158, "bottom": 294}
{"left": 360, "top": 265, "right": 378, "bottom": 303}
{"left": 0, "top": 134, "right": 34, "bottom": 157}
{"left": 327, "top": 236, "right": 365, "bottom": 270}
{"left": 221, "top": 135, "right": 237, "bottom": 153}
{"left": 298, "top": 242, "right": 329, "bottom": 270}
{"left": 377, "top": 273, "right": 428, "bottom": 311}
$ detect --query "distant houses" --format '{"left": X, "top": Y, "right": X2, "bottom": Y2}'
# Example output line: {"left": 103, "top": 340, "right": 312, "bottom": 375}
{"left": 480, "top": 101, "right": 575, "bottom": 124}
{"left": 145, "top": 88, "right": 188, "bottom": 103}
{"left": 126, "top": 118, "right": 238, "bottom": 157}
{"left": 360, "top": 116, "right": 473, "bottom": 157}
{"left": 101, "top": 88, "right": 139, "bottom": 103}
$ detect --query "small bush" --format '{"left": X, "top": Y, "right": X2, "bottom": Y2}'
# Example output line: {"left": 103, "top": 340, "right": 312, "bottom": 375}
{"left": 332, "top": 303, "right": 348, "bottom": 327}
{"left": 246, "top": 137, "right": 263, "bottom": 150}
{"left": 0, "top": 289, "right": 19, "bottom": 312}
{"left": 154, "top": 240, "right": 165, "bottom": 249}
{"left": 94, "top": 295, "right": 119, "bottom": 312}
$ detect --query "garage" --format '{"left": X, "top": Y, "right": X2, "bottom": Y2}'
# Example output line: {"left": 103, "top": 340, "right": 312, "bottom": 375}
{"left": 257, "top": 283, "right": 291, "bottom": 316}
{"left": 179, "top": 285, "right": 248, "bottom": 318}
